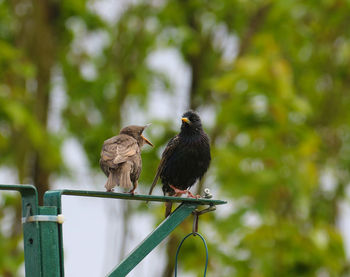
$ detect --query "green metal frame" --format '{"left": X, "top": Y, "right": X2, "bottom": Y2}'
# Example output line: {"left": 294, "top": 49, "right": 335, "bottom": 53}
{"left": 0, "top": 185, "right": 226, "bottom": 277}
{"left": 0, "top": 185, "right": 42, "bottom": 277}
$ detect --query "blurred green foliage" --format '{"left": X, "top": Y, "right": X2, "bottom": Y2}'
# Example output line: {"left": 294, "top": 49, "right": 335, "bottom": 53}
{"left": 1, "top": 0, "right": 350, "bottom": 276}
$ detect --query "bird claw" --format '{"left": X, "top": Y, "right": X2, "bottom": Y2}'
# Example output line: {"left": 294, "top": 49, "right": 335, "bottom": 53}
{"left": 186, "top": 191, "right": 201, "bottom": 199}
{"left": 169, "top": 185, "right": 200, "bottom": 199}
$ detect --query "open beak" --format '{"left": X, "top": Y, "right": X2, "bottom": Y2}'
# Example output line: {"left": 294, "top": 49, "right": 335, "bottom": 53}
{"left": 141, "top": 134, "right": 153, "bottom": 147}
{"left": 141, "top": 123, "right": 153, "bottom": 147}
{"left": 181, "top": 117, "right": 190, "bottom": 124}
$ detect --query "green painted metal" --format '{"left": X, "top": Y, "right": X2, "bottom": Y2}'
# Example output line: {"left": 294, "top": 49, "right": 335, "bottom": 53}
{"left": 0, "top": 184, "right": 42, "bottom": 277}
{"left": 108, "top": 203, "right": 198, "bottom": 277}
{"left": 43, "top": 189, "right": 226, "bottom": 276}
{"left": 44, "top": 189, "right": 227, "bottom": 206}
{"left": 43, "top": 191, "right": 65, "bottom": 276}
{"left": 39, "top": 206, "right": 61, "bottom": 277}
{"left": 43, "top": 189, "right": 226, "bottom": 277}
{"left": 0, "top": 186, "right": 226, "bottom": 277}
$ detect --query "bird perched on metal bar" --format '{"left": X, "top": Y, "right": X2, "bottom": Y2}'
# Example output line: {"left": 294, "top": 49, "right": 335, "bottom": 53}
{"left": 149, "top": 111, "right": 211, "bottom": 217}
{"left": 100, "top": 125, "right": 153, "bottom": 194}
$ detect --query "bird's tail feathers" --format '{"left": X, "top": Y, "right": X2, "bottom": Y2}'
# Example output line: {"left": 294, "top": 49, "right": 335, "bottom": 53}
{"left": 118, "top": 172, "right": 132, "bottom": 190}
{"left": 148, "top": 169, "right": 160, "bottom": 195}
{"left": 117, "top": 163, "right": 133, "bottom": 190}
{"left": 105, "top": 171, "right": 118, "bottom": 192}
{"left": 146, "top": 169, "right": 161, "bottom": 204}
{"left": 105, "top": 164, "right": 133, "bottom": 192}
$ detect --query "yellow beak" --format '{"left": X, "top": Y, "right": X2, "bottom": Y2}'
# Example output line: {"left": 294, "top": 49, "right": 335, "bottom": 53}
{"left": 181, "top": 117, "right": 190, "bottom": 124}
{"left": 141, "top": 135, "right": 153, "bottom": 147}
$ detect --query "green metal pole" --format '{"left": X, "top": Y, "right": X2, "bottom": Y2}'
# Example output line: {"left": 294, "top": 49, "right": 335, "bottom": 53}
{"left": 44, "top": 189, "right": 226, "bottom": 206}
{"left": 108, "top": 203, "right": 197, "bottom": 277}
{"left": 43, "top": 191, "right": 65, "bottom": 276}
{"left": 0, "top": 185, "right": 42, "bottom": 277}
{"left": 39, "top": 206, "right": 61, "bottom": 277}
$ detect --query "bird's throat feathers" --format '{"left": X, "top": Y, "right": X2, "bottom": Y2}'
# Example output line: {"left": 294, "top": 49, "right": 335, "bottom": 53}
{"left": 180, "top": 124, "right": 202, "bottom": 136}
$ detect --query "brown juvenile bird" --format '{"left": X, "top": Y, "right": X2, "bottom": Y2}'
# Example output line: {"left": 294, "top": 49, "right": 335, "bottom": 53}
{"left": 100, "top": 125, "right": 153, "bottom": 194}
{"left": 149, "top": 110, "right": 211, "bottom": 217}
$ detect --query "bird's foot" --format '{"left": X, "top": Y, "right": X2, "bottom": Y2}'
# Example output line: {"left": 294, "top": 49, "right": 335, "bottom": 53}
{"left": 128, "top": 189, "right": 136, "bottom": 196}
{"left": 169, "top": 185, "right": 200, "bottom": 198}
{"left": 106, "top": 188, "right": 115, "bottom": 192}
{"left": 186, "top": 190, "right": 201, "bottom": 199}
{"left": 169, "top": 185, "right": 188, "bottom": 197}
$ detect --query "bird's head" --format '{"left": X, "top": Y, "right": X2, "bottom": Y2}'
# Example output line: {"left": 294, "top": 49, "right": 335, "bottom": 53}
{"left": 120, "top": 124, "right": 153, "bottom": 147}
{"left": 180, "top": 110, "right": 203, "bottom": 133}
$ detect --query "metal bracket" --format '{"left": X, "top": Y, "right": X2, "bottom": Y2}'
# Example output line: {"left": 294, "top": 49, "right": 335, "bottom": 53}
{"left": 192, "top": 188, "right": 217, "bottom": 234}
{"left": 192, "top": 205, "right": 216, "bottom": 234}
{"left": 22, "top": 203, "right": 64, "bottom": 224}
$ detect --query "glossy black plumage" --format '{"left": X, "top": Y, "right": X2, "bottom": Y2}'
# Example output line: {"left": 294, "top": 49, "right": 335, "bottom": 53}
{"left": 149, "top": 111, "right": 211, "bottom": 216}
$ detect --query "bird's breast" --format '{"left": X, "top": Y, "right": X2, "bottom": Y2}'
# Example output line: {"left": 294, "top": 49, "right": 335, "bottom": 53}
{"left": 160, "top": 134, "right": 210, "bottom": 188}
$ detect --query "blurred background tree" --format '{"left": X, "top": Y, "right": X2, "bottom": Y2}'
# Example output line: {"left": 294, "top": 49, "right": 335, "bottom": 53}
{"left": 1, "top": 0, "right": 350, "bottom": 276}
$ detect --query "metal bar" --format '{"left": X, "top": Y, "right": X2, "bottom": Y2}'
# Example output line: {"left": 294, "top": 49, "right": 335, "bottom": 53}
{"left": 0, "top": 185, "right": 226, "bottom": 277}
{"left": 108, "top": 203, "right": 198, "bottom": 277}
{"left": 39, "top": 206, "right": 61, "bottom": 277}
{"left": 43, "top": 191, "right": 65, "bottom": 276}
{"left": 0, "top": 184, "right": 42, "bottom": 277}
{"left": 44, "top": 189, "right": 227, "bottom": 206}
{"left": 43, "top": 189, "right": 227, "bottom": 277}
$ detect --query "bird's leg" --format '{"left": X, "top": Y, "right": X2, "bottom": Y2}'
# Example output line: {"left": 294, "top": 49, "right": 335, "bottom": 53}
{"left": 169, "top": 185, "right": 189, "bottom": 196}
{"left": 169, "top": 185, "right": 200, "bottom": 198}
{"left": 129, "top": 181, "right": 138, "bottom": 195}
{"left": 186, "top": 190, "right": 201, "bottom": 199}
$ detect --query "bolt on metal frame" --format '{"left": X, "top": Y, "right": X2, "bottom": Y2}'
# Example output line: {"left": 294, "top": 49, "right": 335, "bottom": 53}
{"left": 0, "top": 184, "right": 226, "bottom": 277}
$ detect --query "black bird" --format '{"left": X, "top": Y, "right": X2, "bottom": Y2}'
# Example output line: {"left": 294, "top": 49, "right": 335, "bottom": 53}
{"left": 149, "top": 111, "right": 211, "bottom": 217}
{"left": 100, "top": 125, "right": 153, "bottom": 194}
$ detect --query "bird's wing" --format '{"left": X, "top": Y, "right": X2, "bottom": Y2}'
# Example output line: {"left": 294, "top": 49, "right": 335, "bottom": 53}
{"left": 148, "top": 135, "right": 179, "bottom": 195}
{"left": 100, "top": 135, "right": 139, "bottom": 168}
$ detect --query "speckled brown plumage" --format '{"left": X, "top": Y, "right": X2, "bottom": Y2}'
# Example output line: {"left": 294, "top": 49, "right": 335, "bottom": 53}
{"left": 100, "top": 125, "right": 153, "bottom": 194}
